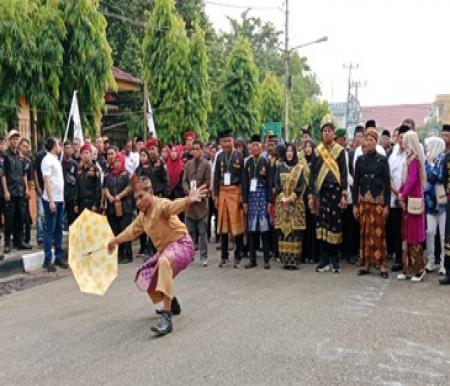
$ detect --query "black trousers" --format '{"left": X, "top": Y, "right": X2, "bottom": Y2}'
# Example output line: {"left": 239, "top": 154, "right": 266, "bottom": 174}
{"left": 248, "top": 232, "right": 270, "bottom": 265}
{"left": 318, "top": 241, "right": 340, "bottom": 269}
{"left": 4, "top": 196, "right": 27, "bottom": 243}
{"left": 444, "top": 203, "right": 450, "bottom": 274}
{"left": 65, "top": 200, "right": 77, "bottom": 227}
{"left": 107, "top": 212, "right": 133, "bottom": 260}
{"left": 221, "top": 233, "right": 243, "bottom": 261}
{"left": 388, "top": 207, "right": 403, "bottom": 265}
{"left": 269, "top": 225, "right": 279, "bottom": 257}
{"left": 342, "top": 204, "right": 359, "bottom": 258}
{"left": 302, "top": 209, "right": 318, "bottom": 262}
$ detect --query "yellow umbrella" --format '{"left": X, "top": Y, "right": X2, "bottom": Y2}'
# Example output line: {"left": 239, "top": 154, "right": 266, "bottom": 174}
{"left": 68, "top": 209, "right": 118, "bottom": 295}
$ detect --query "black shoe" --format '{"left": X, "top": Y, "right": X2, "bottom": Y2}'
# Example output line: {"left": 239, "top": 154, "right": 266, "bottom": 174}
{"left": 391, "top": 263, "right": 403, "bottom": 272}
{"left": 43, "top": 262, "right": 56, "bottom": 273}
{"left": 439, "top": 276, "right": 450, "bottom": 285}
{"left": 55, "top": 259, "right": 69, "bottom": 269}
{"left": 219, "top": 259, "right": 229, "bottom": 268}
{"left": 358, "top": 268, "right": 370, "bottom": 276}
{"left": 156, "top": 296, "right": 181, "bottom": 316}
{"left": 264, "top": 262, "right": 271, "bottom": 269}
{"left": 380, "top": 271, "right": 389, "bottom": 279}
{"left": 17, "top": 242, "right": 32, "bottom": 250}
{"left": 244, "top": 263, "right": 257, "bottom": 269}
{"left": 0, "top": 254, "right": 3, "bottom": 261}
{"left": 151, "top": 311, "right": 173, "bottom": 337}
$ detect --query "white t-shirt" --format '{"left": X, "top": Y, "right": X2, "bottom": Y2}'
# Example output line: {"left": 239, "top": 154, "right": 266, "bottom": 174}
{"left": 41, "top": 153, "right": 64, "bottom": 202}
{"left": 388, "top": 144, "right": 407, "bottom": 208}
{"left": 125, "top": 152, "right": 139, "bottom": 175}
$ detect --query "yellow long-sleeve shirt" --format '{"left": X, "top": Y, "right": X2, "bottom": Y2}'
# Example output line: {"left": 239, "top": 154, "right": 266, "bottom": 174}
{"left": 115, "top": 197, "right": 188, "bottom": 252}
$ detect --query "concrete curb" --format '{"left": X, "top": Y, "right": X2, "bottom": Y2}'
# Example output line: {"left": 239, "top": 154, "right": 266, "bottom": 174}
{"left": 0, "top": 256, "right": 24, "bottom": 278}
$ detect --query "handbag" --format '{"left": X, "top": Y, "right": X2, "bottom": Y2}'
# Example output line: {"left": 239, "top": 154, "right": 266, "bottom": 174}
{"left": 435, "top": 184, "right": 448, "bottom": 205}
{"left": 407, "top": 197, "right": 424, "bottom": 215}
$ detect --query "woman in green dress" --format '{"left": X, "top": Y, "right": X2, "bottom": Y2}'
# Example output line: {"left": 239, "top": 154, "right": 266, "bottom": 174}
{"left": 275, "top": 143, "right": 307, "bottom": 269}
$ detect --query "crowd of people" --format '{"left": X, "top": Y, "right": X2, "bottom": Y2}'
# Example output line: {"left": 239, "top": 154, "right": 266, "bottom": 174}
{"left": 1, "top": 119, "right": 450, "bottom": 288}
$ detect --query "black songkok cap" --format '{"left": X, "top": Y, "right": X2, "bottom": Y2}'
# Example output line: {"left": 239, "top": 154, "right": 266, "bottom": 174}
{"left": 398, "top": 125, "right": 410, "bottom": 135}
{"left": 250, "top": 134, "right": 261, "bottom": 143}
{"left": 381, "top": 129, "right": 391, "bottom": 138}
{"left": 365, "top": 119, "right": 376, "bottom": 129}
{"left": 219, "top": 129, "right": 233, "bottom": 139}
{"left": 442, "top": 124, "right": 450, "bottom": 132}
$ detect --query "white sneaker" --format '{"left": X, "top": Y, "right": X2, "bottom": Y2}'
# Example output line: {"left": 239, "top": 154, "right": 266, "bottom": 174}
{"left": 397, "top": 273, "right": 410, "bottom": 280}
{"left": 411, "top": 271, "right": 426, "bottom": 282}
{"left": 439, "top": 268, "right": 446, "bottom": 276}
{"left": 202, "top": 261, "right": 208, "bottom": 267}
{"left": 425, "top": 263, "right": 435, "bottom": 272}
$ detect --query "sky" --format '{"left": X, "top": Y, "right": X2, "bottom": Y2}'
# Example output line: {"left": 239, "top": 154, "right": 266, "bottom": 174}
{"left": 205, "top": 0, "right": 450, "bottom": 107}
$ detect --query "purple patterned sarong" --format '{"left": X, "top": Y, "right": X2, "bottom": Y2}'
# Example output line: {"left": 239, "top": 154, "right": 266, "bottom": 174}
{"left": 134, "top": 234, "right": 195, "bottom": 292}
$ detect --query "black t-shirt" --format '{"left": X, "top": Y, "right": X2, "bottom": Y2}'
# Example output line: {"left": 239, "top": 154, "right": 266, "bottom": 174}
{"left": 34, "top": 149, "right": 47, "bottom": 190}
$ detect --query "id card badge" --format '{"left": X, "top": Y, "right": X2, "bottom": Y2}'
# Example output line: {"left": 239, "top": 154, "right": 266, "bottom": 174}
{"left": 250, "top": 178, "right": 257, "bottom": 192}
{"left": 190, "top": 180, "right": 197, "bottom": 191}
{"left": 224, "top": 172, "right": 231, "bottom": 186}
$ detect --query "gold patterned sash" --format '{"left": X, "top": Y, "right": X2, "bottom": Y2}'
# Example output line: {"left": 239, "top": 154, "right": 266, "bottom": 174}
{"left": 315, "top": 142, "right": 343, "bottom": 192}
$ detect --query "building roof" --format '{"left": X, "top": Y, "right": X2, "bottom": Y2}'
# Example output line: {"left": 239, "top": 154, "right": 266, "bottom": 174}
{"left": 361, "top": 103, "right": 432, "bottom": 132}
{"left": 112, "top": 66, "right": 142, "bottom": 85}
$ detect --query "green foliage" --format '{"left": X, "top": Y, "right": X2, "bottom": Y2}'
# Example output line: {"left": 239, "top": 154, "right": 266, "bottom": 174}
{"left": 299, "top": 99, "right": 330, "bottom": 143}
{"left": 60, "top": 0, "right": 115, "bottom": 136}
{"left": 0, "top": 0, "right": 65, "bottom": 130}
{"left": 259, "top": 72, "right": 283, "bottom": 124}
{"left": 223, "top": 10, "right": 282, "bottom": 79}
{"left": 184, "top": 24, "right": 211, "bottom": 141}
{"left": 216, "top": 36, "right": 260, "bottom": 137}
{"left": 143, "top": 0, "right": 191, "bottom": 143}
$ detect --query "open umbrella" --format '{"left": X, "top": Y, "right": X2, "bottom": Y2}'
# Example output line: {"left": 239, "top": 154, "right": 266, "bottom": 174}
{"left": 68, "top": 209, "right": 118, "bottom": 295}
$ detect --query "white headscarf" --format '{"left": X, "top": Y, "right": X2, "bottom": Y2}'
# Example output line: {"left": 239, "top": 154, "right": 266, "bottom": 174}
{"left": 425, "top": 136, "right": 445, "bottom": 161}
{"left": 402, "top": 131, "right": 426, "bottom": 187}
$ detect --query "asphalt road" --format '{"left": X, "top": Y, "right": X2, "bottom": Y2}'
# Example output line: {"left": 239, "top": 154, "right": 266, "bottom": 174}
{"left": 2, "top": 247, "right": 450, "bottom": 386}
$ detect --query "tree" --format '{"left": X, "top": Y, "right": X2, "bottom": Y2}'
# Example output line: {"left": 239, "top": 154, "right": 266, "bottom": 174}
{"left": 216, "top": 36, "right": 260, "bottom": 137}
{"left": 259, "top": 72, "right": 283, "bottom": 124}
{"left": 299, "top": 99, "right": 330, "bottom": 143}
{"left": 60, "top": 0, "right": 115, "bottom": 136}
{"left": 223, "top": 10, "right": 282, "bottom": 79}
{"left": 0, "top": 0, "right": 65, "bottom": 132}
{"left": 184, "top": 24, "right": 211, "bottom": 140}
{"left": 143, "top": 0, "right": 191, "bottom": 143}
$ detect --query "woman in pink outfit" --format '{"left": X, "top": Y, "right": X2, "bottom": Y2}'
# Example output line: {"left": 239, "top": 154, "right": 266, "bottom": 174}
{"left": 398, "top": 131, "right": 426, "bottom": 282}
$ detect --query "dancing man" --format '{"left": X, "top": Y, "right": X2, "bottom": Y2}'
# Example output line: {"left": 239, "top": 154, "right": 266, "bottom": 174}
{"left": 107, "top": 176, "right": 207, "bottom": 337}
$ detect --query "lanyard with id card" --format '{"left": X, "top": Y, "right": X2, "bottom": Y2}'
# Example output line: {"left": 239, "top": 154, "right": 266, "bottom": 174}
{"left": 250, "top": 158, "right": 259, "bottom": 192}
{"left": 190, "top": 180, "right": 197, "bottom": 191}
{"left": 224, "top": 152, "right": 232, "bottom": 186}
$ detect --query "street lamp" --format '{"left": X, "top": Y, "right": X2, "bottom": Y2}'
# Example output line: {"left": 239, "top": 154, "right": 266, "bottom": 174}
{"left": 283, "top": 36, "right": 328, "bottom": 141}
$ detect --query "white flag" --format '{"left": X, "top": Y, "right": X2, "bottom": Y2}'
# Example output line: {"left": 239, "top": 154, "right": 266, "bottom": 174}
{"left": 147, "top": 98, "right": 156, "bottom": 139}
{"left": 63, "top": 91, "right": 84, "bottom": 145}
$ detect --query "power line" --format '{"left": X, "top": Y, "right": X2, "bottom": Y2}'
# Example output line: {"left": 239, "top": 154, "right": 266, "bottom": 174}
{"left": 205, "top": 0, "right": 282, "bottom": 11}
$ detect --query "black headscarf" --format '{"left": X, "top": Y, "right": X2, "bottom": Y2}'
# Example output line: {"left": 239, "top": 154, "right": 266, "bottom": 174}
{"left": 276, "top": 144, "right": 286, "bottom": 162}
{"left": 286, "top": 143, "right": 298, "bottom": 166}
{"left": 303, "top": 140, "right": 316, "bottom": 163}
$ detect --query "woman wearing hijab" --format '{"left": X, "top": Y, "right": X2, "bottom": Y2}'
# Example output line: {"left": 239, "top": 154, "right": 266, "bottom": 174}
{"left": 167, "top": 145, "right": 185, "bottom": 200}
{"left": 397, "top": 131, "right": 426, "bottom": 282}
{"left": 104, "top": 149, "right": 133, "bottom": 263}
{"left": 275, "top": 143, "right": 307, "bottom": 269}
{"left": 352, "top": 128, "right": 390, "bottom": 279}
{"left": 299, "top": 140, "right": 318, "bottom": 263}
{"left": 424, "top": 137, "right": 446, "bottom": 275}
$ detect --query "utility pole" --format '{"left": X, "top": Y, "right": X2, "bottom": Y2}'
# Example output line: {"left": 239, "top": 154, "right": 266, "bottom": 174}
{"left": 284, "top": 0, "right": 289, "bottom": 141}
{"left": 343, "top": 63, "right": 358, "bottom": 130}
